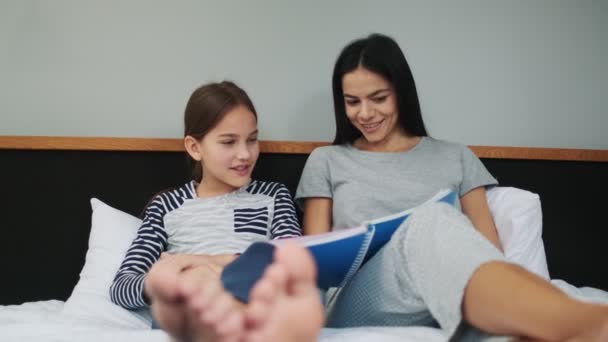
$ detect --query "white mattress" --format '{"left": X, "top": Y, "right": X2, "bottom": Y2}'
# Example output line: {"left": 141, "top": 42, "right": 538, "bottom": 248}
{"left": 0, "top": 300, "right": 445, "bottom": 342}
{"left": 3, "top": 281, "right": 605, "bottom": 342}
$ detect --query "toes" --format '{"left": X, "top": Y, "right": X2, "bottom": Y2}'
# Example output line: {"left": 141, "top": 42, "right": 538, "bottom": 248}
{"left": 245, "top": 298, "right": 272, "bottom": 328}
{"left": 150, "top": 299, "right": 190, "bottom": 339}
{"left": 186, "top": 284, "right": 215, "bottom": 316}
{"left": 215, "top": 310, "right": 245, "bottom": 336}
{"left": 150, "top": 303, "right": 183, "bottom": 328}
{"left": 183, "top": 283, "right": 245, "bottom": 341}
{"left": 199, "top": 291, "right": 236, "bottom": 324}
{"left": 275, "top": 243, "right": 317, "bottom": 284}
{"left": 241, "top": 244, "right": 324, "bottom": 342}
{"left": 177, "top": 272, "right": 206, "bottom": 300}
{"left": 146, "top": 268, "right": 181, "bottom": 302}
{"left": 244, "top": 330, "right": 268, "bottom": 342}
{"left": 250, "top": 264, "right": 287, "bottom": 304}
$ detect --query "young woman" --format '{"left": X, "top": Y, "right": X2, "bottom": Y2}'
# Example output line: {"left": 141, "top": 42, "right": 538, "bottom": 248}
{"left": 109, "top": 81, "right": 323, "bottom": 341}
{"left": 296, "top": 33, "right": 608, "bottom": 341}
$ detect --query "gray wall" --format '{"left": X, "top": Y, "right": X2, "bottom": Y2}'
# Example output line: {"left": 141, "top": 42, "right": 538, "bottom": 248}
{"left": 1, "top": 0, "right": 606, "bottom": 148}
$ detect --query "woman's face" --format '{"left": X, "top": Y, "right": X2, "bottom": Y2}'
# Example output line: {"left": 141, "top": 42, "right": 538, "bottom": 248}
{"left": 342, "top": 67, "right": 402, "bottom": 146}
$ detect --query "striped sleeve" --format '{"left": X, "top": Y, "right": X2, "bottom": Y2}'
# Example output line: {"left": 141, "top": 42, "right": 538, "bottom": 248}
{"left": 109, "top": 182, "right": 195, "bottom": 309}
{"left": 270, "top": 184, "right": 302, "bottom": 239}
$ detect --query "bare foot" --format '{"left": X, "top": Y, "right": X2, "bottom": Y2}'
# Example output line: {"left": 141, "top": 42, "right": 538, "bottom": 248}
{"left": 148, "top": 246, "right": 324, "bottom": 342}
{"left": 244, "top": 243, "right": 324, "bottom": 342}
{"left": 146, "top": 253, "right": 243, "bottom": 342}
{"left": 177, "top": 266, "right": 246, "bottom": 342}
{"left": 511, "top": 306, "right": 608, "bottom": 342}
{"left": 565, "top": 307, "right": 608, "bottom": 342}
{"left": 145, "top": 253, "right": 197, "bottom": 341}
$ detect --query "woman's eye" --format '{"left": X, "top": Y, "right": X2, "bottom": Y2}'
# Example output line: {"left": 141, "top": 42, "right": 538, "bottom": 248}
{"left": 247, "top": 137, "right": 258, "bottom": 143}
{"left": 372, "top": 96, "right": 387, "bottom": 103}
{"left": 221, "top": 140, "right": 236, "bottom": 145}
{"left": 345, "top": 99, "right": 360, "bottom": 106}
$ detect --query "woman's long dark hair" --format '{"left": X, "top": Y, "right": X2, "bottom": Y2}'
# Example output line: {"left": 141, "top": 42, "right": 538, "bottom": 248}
{"left": 332, "top": 33, "right": 428, "bottom": 145}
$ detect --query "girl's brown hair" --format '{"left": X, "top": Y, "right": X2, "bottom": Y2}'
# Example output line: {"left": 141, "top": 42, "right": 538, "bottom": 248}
{"left": 184, "top": 81, "right": 257, "bottom": 182}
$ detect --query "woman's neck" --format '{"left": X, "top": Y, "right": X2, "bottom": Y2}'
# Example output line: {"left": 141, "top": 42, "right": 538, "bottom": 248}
{"left": 354, "top": 132, "right": 422, "bottom": 153}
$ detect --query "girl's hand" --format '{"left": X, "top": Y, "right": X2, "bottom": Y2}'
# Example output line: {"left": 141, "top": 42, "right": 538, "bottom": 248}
{"left": 144, "top": 253, "right": 238, "bottom": 300}
{"left": 176, "top": 253, "right": 237, "bottom": 270}
{"left": 180, "top": 253, "right": 239, "bottom": 276}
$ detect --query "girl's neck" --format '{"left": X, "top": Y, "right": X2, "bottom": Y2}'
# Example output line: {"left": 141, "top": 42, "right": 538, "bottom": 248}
{"left": 195, "top": 179, "right": 241, "bottom": 199}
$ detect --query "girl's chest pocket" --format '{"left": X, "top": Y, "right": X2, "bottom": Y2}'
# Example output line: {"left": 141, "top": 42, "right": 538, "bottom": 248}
{"left": 233, "top": 206, "right": 269, "bottom": 236}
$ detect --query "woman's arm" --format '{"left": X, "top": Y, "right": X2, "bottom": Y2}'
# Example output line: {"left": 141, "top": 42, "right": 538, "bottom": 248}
{"left": 302, "top": 197, "right": 333, "bottom": 235}
{"left": 460, "top": 187, "right": 503, "bottom": 252}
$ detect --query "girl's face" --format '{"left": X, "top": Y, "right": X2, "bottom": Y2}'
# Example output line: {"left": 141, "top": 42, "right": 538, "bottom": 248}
{"left": 342, "top": 67, "right": 402, "bottom": 147}
{"left": 190, "top": 105, "right": 259, "bottom": 197}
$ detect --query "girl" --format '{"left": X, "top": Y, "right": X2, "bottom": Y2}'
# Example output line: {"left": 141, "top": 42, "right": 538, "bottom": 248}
{"left": 296, "top": 33, "right": 608, "bottom": 341}
{"left": 110, "top": 81, "right": 300, "bottom": 311}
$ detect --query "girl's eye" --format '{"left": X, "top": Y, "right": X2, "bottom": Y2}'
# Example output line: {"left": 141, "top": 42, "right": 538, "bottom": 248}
{"left": 247, "top": 137, "right": 258, "bottom": 143}
{"left": 345, "top": 99, "right": 360, "bottom": 106}
{"left": 372, "top": 96, "right": 387, "bottom": 103}
{"left": 221, "top": 140, "right": 236, "bottom": 145}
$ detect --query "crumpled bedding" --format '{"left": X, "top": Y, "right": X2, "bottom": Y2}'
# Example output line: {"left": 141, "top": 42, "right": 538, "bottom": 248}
{"left": 0, "top": 300, "right": 445, "bottom": 342}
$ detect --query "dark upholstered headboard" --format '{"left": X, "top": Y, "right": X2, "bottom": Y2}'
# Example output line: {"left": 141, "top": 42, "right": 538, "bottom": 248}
{"left": 1, "top": 137, "right": 607, "bottom": 305}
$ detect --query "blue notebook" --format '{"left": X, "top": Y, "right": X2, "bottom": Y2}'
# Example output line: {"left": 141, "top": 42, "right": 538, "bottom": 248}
{"left": 272, "top": 188, "right": 458, "bottom": 289}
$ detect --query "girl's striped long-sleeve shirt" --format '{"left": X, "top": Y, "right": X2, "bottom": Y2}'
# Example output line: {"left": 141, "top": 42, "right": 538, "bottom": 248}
{"left": 109, "top": 179, "right": 301, "bottom": 309}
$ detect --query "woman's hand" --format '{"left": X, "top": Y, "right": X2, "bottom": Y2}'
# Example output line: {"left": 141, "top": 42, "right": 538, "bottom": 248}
{"left": 460, "top": 187, "right": 503, "bottom": 252}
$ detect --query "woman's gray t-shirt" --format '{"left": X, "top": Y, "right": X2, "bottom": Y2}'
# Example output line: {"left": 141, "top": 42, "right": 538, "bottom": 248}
{"left": 295, "top": 137, "right": 497, "bottom": 230}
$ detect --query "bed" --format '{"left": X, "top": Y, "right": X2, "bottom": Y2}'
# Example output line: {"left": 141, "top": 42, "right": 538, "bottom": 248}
{"left": 1, "top": 137, "right": 607, "bottom": 341}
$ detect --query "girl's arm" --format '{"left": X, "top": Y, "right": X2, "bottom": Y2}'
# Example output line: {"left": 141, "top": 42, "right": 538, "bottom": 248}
{"left": 109, "top": 197, "right": 169, "bottom": 309}
{"left": 460, "top": 186, "right": 503, "bottom": 252}
{"left": 269, "top": 184, "right": 302, "bottom": 239}
{"left": 302, "top": 197, "right": 333, "bottom": 235}
{"left": 111, "top": 215, "right": 237, "bottom": 308}
{"left": 111, "top": 187, "right": 243, "bottom": 309}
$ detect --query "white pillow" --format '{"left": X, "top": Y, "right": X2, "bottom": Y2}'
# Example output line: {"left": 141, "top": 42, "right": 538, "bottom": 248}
{"left": 486, "top": 187, "right": 550, "bottom": 280}
{"left": 61, "top": 198, "right": 152, "bottom": 328}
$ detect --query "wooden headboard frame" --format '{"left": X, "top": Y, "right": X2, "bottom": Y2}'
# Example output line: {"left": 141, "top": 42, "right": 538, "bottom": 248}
{"left": 1, "top": 136, "right": 607, "bottom": 161}
{"left": 2, "top": 135, "right": 607, "bottom": 304}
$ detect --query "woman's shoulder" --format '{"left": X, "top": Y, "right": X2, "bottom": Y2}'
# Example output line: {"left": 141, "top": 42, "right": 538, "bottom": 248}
{"left": 308, "top": 144, "right": 351, "bottom": 159}
{"left": 303, "top": 144, "right": 354, "bottom": 170}
{"left": 421, "top": 137, "right": 468, "bottom": 154}
{"left": 311, "top": 144, "right": 344, "bottom": 154}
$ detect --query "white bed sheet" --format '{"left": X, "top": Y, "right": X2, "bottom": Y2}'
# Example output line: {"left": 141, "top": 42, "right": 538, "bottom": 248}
{"left": 0, "top": 300, "right": 64, "bottom": 325}
{"left": 3, "top": 280, "right": 604, "bottom": 342}
{"left": 0, "top": 300, "right": 445, "bottom": 342}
